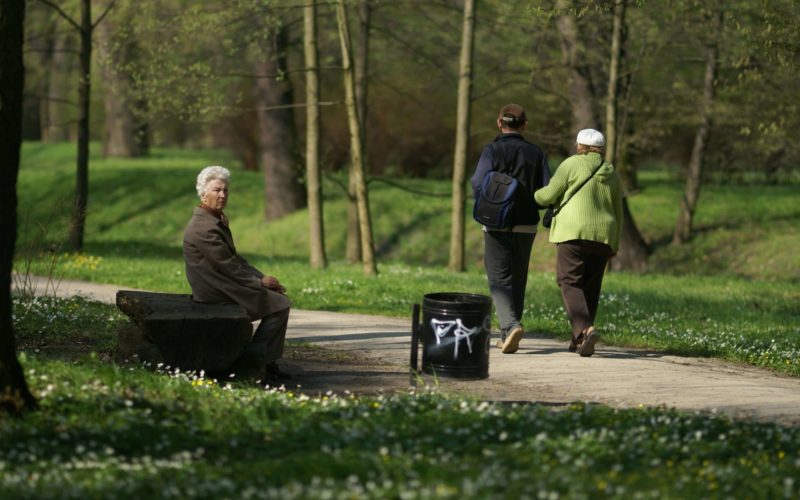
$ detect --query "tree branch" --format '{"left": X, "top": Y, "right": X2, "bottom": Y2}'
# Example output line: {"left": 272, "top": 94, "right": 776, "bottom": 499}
{"left": 92, "top": 0, "right": 118, "bottom": 30}
{"left": 23, "top": 93, "right": 79, "bottom": 107}
{"left": 370, "top": 74, "right": 427, "bottom": 107}
{"left": 36, "top": 0, "right": 82, "bottom": 32}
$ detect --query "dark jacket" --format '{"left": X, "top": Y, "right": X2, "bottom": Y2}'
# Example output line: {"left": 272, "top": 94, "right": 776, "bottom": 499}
{"left": 471, "top": 133, "right": 551, "bottom": 227}
{"left": 183, "top": 207, "right": 290, "bottom": 320}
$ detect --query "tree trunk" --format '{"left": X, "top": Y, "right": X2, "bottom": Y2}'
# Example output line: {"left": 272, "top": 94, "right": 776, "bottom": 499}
{"left": 98, "top": 20, "right": 143, "bottom": 158}
{"left": 254, "top": 25, "right": 305, "bottom": 221}
{"left": 346, "top": 0, "right": 371, "bottom": 264}
{"left": 345, "top": 175, "right": 362, "bottom": 263}
{"left": 611, "top": 198, "right": 649, "bottom": 272}
{"left": 36, "top": 21, "right": 54, "bottom": 142}
{"left": 605, "top": 0, "right": 647, "bottom": 272}
{"left": 613, "top": 14, "right": 638, "bottom": 193}
{"left": 336, "top": 0, "right": 377, "bottom": 276}
{"left": 354, "top": 0, "right": 370, "bottom": 145}
{"left": 555, "top": 0, "right": 599, "bottom": 138}
{"left": 672, "top": 9, "right": 722, "bottom": 245}
{"left": 0, "top": 0, "right": 38, "bottom": 415}
{"left": 448, "top": 0, "right": 476, "bottom": 272}
{"left": 304, "top": 1, "right": 326, "bottom": 269}
{"left": 67, "top": 0, "right": 92, "bottom": 252}
{"left": 604, "top": 0, "right": 625, "bottom": 166}
{"left": 41, "top": 31, "right": 73, "bottom": 142}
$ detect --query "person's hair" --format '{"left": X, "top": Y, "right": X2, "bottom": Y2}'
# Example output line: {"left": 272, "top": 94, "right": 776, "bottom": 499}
{"left": 196, "top": 166, "right": 231, "bottom": 198}
{"left": 576, "top": 144, "right": 604, "bottom": 155}
{"left": 498, "top": 103, "right": 527, "bottom": 130}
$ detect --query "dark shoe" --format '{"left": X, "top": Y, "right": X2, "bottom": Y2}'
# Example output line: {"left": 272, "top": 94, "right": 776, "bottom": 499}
{"left": 578, "top": 330, "right": 600, "bottom": 357}
{"left": 265, "top": 361, "right": 292, "bottom": 380}
{"left": 502, "top": 326, "right": 524, "bottom": 354}
{"left": 230, "top": 349, "right": 267, "bottom": 380}
{"left": 568, "top": 332, "right": 585, "bottom": 353}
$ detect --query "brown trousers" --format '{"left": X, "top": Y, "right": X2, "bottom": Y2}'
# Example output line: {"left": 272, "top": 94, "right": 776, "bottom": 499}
{"left": 556, "top": 240, "right": 613, "bottom": 338}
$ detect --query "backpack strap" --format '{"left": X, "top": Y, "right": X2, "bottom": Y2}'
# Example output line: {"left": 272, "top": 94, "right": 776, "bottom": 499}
{"left": 489, "top": 141, "right": 503, "bottom": 173}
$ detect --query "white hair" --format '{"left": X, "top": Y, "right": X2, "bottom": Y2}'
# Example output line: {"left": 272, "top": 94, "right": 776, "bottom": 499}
{"left": 195, "top": 166, "right": 230, "bottom": 198}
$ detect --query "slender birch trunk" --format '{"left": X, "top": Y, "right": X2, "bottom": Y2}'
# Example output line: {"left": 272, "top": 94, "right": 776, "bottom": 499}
{"left": 336, "top": 0, "right": 376, "bottom": 276}
{"left": 304, "top": 0, "right": 326, "bottom": 269}
{"left": 347, "top": 0, "right": 371, "bottom": 263}
{"left": 448, "top": 0, "right": 476, "bottom": 273}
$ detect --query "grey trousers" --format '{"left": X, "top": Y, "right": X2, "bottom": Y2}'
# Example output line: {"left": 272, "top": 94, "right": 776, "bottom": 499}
{"left": 484, "top": 231, "right": 535, "bottom": 337}
{"left": 556, "top": 240, "right": 612, "bottom": 338}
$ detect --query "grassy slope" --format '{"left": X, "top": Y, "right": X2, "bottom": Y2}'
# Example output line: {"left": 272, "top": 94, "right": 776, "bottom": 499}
{"left": 17, "top": 142, "right": 799, "bottom": 279}
{"left": 14, "top": 143, "right": 800, "bottom": 374}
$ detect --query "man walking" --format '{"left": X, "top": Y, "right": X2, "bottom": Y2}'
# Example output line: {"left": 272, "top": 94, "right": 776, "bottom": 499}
{"left": 471, "top": 104, "right": 550, "bottom": 354}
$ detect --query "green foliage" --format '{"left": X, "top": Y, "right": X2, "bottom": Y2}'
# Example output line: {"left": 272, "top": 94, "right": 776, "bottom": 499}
{"left": 21, "top": 0, "right": 800, "bottom": 179}
{"left": 100, "top": 0, "right": 284, "bottom": 123}
{"left": 2, "top": 354, "right": 799, "bottom": 497}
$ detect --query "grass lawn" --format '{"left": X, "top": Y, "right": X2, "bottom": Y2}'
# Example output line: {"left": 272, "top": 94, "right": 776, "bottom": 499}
{"left": 7, "top": 144, "right": 800, "bottom": 497}
{"left": 4, "top": 296, "right": 800, "bottom": 498}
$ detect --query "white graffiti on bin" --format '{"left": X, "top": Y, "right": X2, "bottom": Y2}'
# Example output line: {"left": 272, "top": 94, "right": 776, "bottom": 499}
{"left": 430, "top": 317, "right": 488, "bottom": 359}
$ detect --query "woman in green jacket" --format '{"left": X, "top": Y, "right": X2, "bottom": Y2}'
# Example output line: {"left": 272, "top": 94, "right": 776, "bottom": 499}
{"left": 534, "top": 129, "right": 623, "bottom": 357}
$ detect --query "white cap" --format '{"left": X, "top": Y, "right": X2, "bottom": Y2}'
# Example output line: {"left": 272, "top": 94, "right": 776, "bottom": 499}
{"left": 576, "top": 128, "right": 605, "bottom": 147}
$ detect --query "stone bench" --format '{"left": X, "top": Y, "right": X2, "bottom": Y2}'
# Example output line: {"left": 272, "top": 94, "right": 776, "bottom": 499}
{"left": 115, "top": 290, "right": 253, "bottom": 372}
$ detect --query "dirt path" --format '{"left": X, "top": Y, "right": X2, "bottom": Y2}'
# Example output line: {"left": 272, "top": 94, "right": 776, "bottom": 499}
{"left": 21, "top": 277, "right": 800, "bottom": 425}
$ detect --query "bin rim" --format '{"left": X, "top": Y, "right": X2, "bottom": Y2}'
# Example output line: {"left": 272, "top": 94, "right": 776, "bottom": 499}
{"left": 422, "top": 292, "right": 492, "bottom": 309}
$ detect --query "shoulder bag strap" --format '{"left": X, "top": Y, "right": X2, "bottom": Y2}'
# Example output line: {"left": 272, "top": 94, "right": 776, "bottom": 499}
{"left": 552, "top": 157, "right": 604, "bottom": 216}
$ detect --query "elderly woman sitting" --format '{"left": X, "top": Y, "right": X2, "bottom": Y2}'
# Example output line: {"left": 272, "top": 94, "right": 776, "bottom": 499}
{"left": 183, "top": 166, "right": 291, "bottom": 381}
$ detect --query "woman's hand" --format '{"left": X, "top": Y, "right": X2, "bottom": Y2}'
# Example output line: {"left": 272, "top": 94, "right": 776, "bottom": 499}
{"left": 261, "top": 275, "right": 286, "bottom": 295}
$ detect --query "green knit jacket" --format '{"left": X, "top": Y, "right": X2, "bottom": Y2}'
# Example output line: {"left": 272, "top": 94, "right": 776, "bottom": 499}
{"left": 534, "top": 152, "right": 623, "bottom": 252}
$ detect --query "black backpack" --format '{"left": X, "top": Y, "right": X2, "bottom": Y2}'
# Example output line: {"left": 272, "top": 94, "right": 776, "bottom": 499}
{"left": 472, "top": 145, "right": 519, "bottom": 229}
{"left": 473, "top": 172, "right": 518, "bottom": 229}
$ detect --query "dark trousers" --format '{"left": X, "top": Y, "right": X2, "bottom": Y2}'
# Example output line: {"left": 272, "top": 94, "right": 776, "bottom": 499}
{"left": 556, "top": 240, "right": 612, "bottom": 338}
{"left": 232, "top": 306, "right": 290, "bottom": 378}
{"left": 484, "top": 231, "right": 535, "bottom": 336}
{"left": 252, "top": 306, "right": 290, "bottom": 363}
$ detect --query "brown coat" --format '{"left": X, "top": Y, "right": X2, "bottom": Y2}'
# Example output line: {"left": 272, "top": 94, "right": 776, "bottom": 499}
{"left": 183, "top": 207, "right": 290, "bottom": 321}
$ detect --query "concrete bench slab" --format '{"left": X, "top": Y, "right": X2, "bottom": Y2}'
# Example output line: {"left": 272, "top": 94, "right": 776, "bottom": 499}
{"left": 115, "top": 290, "right": 252, "bottom": 371}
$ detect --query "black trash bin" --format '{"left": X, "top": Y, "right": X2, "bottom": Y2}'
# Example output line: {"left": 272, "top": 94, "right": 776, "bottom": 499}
{"left": 412, "top": 292, "right": 492, "bottom": 380}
